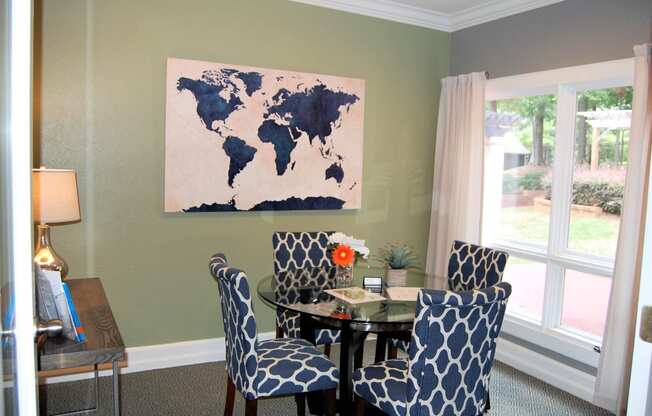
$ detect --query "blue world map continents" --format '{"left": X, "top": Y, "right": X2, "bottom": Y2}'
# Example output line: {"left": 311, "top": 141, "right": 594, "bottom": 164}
{"left": 176, "top": 68, "right": 359, "bottom": 211}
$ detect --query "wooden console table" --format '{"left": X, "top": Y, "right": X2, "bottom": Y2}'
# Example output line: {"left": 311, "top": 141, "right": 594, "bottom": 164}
{"left": 39, "top": 278, "right": 125, "bottom": 416}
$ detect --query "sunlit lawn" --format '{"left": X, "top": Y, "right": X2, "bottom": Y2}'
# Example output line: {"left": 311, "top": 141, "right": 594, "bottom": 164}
{"left": 500, "top": 206, "right": 620, "bottom": 257}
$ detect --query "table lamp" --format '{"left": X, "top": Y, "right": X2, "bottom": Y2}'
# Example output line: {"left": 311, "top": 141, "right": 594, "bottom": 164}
{"left": 32, "top": 168, "right": 81, "bottom": 280}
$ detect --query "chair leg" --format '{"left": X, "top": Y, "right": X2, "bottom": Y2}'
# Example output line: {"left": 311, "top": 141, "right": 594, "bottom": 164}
{"left": 354, "top": 395, "right": 366, "bottom": 416}
{"left": 224, "top": 376, "right": 235, "bottom": 416}
{"left": 324, "top": 388, "right": 337, "bottom": 416}
{"left": 324, "top": 343, "right": 331, "bottom": 358}
{"left": 276, "top": 325, "right": 283, "bottom": 339}
{"left": 387, "top": 345, "right": 398, "bottom": 360}
{"left": 295, "top": 393, "right": 306, "bottom": 416}
{"left": 245, "top": 398, "right": 258, "bottom": 416}
{"left": 485, "top": 390, "right": 491, "bottom": 411}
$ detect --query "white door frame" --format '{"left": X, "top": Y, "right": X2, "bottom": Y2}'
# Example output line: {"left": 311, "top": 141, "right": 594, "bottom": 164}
{"left": 627, "top": 58, "right": 652, "bottom": 415}
{"left": 9, "top": 0, "right": 38, "bottom": 413}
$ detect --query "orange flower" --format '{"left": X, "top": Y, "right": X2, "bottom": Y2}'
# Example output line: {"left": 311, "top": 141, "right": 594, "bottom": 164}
{"left": 332, "top": 244, "right": 355, "bottom": 266}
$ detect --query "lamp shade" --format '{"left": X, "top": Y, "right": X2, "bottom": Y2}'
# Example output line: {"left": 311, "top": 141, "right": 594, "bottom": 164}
{"left": 32, "top": 168, "right": 81, "bottom": 224}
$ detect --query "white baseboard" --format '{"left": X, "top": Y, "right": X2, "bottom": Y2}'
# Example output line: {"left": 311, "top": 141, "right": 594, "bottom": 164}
{"left": 42, "top": 331, "right": 610, "bottom": 413}
{"left": 40, "top": 331, "right": 276, "bottom": 385}
{"left": 495, "top": 337, "right": 599, "bottom": 406}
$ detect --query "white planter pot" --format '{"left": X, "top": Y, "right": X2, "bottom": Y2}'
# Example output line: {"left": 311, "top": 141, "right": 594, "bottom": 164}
{"left": 386, "top": 268, "right": 407, "bottom": 287}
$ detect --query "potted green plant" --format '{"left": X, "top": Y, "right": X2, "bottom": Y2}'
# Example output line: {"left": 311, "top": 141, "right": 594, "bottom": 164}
{"left": 374, "top": 243, "right": 419, "bottom": 287}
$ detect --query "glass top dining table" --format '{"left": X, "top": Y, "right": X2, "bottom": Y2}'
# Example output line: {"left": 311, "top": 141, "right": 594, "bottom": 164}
{"left": 256, "top": 265, "right": 445, "bottom": 415}
{"left": 257, "top": 266, "right": 443, "bottom": 332}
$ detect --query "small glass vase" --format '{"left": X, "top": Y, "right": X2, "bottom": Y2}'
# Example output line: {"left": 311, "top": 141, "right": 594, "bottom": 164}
{"left": 335, "top": 264, "right": 354, "bottom": 288}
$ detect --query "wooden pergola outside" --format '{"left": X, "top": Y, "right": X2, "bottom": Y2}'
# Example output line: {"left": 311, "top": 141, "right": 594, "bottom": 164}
{"left": 577, "top": 109, "right": 632, "bottom": 171}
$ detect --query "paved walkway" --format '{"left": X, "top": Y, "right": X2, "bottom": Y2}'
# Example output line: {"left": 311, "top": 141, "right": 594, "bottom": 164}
{"left": 504, "top": 263, "right": 611, "bottom": 337}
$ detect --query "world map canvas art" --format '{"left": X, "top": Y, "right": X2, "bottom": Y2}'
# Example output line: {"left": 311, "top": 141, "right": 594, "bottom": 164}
{"left": 164, "top": 57, "right": 365, "bottom": 212}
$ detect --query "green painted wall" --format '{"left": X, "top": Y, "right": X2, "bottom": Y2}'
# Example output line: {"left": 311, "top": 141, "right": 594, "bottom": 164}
{"left": 35, "top": 0, "right": 450, "bottom": 347}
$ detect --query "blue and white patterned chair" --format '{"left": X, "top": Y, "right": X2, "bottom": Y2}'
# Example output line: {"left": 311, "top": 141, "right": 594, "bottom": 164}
{"left": 209, "top": 253, "right": 339, "bottom": 416}
{"left": 448, "top": 240, "right": 509, "bottom": 292}
{"left": 387, "top": 240, "right": 510, "bottom": 355}
{"left": 273, "top": 231, "right": 342, "bottom": 354}
{"left": 354, "top": 283, "right": 512, "bottom": 416}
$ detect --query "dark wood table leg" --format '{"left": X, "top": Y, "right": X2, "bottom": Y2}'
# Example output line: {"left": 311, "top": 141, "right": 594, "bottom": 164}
{"left": 295, "top": 393, "right": 306, "bottom": 416}
{"left": 374, "top": 333, "right": 388, "bottom": 363}
{"left": 339, "top": 327, "right": 354, "bottom": 416}
{"left": 225, "top": 376, "right": 235, "bottom": 416}
{"left": 353, "top": 331, "right": 367, "bottom": 370}
{"left": 339, "top": 330, "right": 368, "bottom": 415}
{"left": 300, "top": 314, "right": 324, "bottom": 415}
{"left": 324, "top": 388, "right": 337, "bottom": 416}
{"left": 245, "top": 399, "right": 258, "bottom": 416}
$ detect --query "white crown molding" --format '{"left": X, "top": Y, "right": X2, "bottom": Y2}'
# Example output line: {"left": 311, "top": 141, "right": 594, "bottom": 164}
{"left": 288, "top": 0, "right": 451, "bottom": 31}
{"left": 288, "top": 0, "right": 566, "bottom": 33}
{"left": 450, "top": 0, "right": 566, "bottom": 31}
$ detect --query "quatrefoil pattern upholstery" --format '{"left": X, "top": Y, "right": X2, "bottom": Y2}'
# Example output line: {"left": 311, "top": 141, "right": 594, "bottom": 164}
{"left": 273, "top": 231, "right": 341, "bottom": 345}
{"left": 448, "top": 240, "right": 509, "bottom": 292}
{"left": 354, "top": 283, "right": 512, "bottom": 416}
{"left": 256, "top": 337, "right": 340, "bottom": 397}
{"left": 389, "top": 240, "right": 510, "bottom": 353}
{"left": 209, "top": 253, "right": 339, "bottom": 400}
{"left": 273, "top": 231, "right": 333, "bottom": 275}
{"left": 354, "top": 359, "right": 409, "bottom": 415}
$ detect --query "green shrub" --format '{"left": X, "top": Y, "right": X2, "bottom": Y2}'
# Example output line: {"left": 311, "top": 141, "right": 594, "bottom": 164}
{"left": 542, "top": 176, "right": 553, "bottom": 199}
{"left": 572, "top": 182, "right": 623, "bottom": 215}
{"left": 520, "top": 172, "right": 546, "bottom": 191}
{"left": 543, "top": 180, "right": 624, "bottom": 215}
{"left": 503, "top": 171, "right": 546, "bottom": 193}
{"left": 602, "top": 200, "right": 622, "bottom": 215}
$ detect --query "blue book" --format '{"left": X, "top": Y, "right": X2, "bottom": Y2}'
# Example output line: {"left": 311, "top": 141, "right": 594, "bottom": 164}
{"left": 2, "top": 288, "right": 14, "bottom": 348}
{"left": 62, "top": 283, "right": 87, "bottom": 343}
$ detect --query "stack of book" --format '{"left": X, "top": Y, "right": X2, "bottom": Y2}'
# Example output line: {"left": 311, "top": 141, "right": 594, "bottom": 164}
{"left": 36, "top": 267, "right": 86, "bottom": 343}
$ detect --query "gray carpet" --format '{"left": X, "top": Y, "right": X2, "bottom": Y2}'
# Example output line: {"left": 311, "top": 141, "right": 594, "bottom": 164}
{"left": 41, "top": 343, "right": 612, "bottom": 415}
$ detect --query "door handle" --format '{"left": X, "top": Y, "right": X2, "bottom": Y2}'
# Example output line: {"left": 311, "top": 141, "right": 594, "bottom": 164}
{"left": 641, "top": 306, "right": 652, "bottom": 343}
{"left": 35, "top": 319, "right": 63, "bottom": 339}
{"left": 1, "top": 319, "right": 63, "bottom": 349}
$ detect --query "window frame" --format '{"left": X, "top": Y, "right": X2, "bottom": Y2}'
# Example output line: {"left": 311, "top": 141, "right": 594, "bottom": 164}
{"left": 483, "top": 58, "right": 634, "bottom": 367}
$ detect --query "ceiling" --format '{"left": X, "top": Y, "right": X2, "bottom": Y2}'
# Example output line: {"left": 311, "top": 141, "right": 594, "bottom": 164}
{"left": 289, "top": 0, "right": 566, "bottom": 32}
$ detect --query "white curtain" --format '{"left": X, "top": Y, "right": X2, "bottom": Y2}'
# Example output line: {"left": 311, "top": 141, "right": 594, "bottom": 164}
{"left": 595, "top": 44, "right": 652, "bottom": 414}
{"left": 425, "top": 72, "right": 486, "bottom": 289}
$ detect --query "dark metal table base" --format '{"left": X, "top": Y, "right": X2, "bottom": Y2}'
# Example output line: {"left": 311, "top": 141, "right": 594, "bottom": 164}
{"left": 300, "top": 315, "right": 372, "bottom": 416}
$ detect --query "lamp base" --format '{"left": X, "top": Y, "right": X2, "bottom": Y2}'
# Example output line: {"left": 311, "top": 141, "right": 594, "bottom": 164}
{"left": 34, "top": 224, "right": 69, "bottom": 279}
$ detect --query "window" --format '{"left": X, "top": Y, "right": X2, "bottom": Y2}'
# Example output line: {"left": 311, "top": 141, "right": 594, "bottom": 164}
{"left": 501, "top": 257, "right": 545, "bottom": 321}
{"left": 568, "top": 87, "right": 631, "bottom": 258}
{"left": 483, "top": 59, "right": 634, "bottom": 366}
{"left": 561, "top": 269, "right": 612, "bottom": 338}
{"left": 485, "top": 95, "right": 557, "bottom": 247}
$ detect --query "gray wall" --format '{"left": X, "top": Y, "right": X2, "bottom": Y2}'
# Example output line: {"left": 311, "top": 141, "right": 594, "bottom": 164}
{"left": 451, "top": 0, "right": 652, "bottom": 77}
{"left": 452, "top": 0, "right": 650, "bottom": 374}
